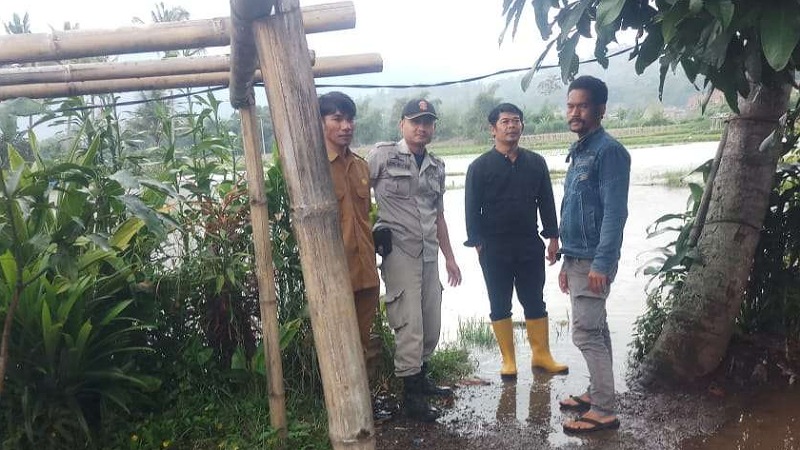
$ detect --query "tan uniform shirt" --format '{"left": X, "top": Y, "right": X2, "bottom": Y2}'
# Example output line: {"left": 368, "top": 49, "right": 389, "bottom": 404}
{"left": 368, "top": 139, "right": 446, "bottom": 263}
{"left": 328, "top": 148, "right": 380, "bottom": 292}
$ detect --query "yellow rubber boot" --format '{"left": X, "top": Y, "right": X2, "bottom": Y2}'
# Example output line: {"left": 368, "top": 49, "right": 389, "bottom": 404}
{"left": 491, "top": 319, "right": 517, "bottom": 380}
{"left": 526, "top": 317, "right": 568, "bottom": 374}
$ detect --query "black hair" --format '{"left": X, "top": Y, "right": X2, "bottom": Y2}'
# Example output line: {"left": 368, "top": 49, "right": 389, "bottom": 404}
{"left": 318, "top": 91, "right": 356, "bottom": 118}
{"left": 567, "top": 76, "right": 608, "bottom": 106}
{"left": 487, "top": 103, "right": 524, "bottom": 125}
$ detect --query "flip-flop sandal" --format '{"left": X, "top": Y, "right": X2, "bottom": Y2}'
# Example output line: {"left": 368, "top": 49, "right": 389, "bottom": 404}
{"left": 563, "top": 416, "right": 621, "bottom": 434}
{"left": 558, "top": 395, "right": 591, "bottom": 411}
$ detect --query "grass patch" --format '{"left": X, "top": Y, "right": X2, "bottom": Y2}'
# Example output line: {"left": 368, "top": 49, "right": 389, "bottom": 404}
{"left": 456, "top": 317, "right": 495, "bottom": 348}
{"left": 426, "top": 345, "right": 476, "bottom": 384}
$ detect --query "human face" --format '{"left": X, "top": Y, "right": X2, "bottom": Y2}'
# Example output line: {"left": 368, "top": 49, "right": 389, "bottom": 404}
{"left": 567, "top": 89, "right": 605, "bottom": 138}
{"left": 491, "top": 112, "right": 524, "bottom": 147}
{"left": 322, "top": 110, "right": 354, "bottom": 153}
{"left": 400, "top": 115, "right": 436, "bottom": 152}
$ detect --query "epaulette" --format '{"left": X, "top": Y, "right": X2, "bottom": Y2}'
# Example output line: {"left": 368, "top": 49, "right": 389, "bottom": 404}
{"left": 374, "top": 141, "right": 396, "bottom": 148}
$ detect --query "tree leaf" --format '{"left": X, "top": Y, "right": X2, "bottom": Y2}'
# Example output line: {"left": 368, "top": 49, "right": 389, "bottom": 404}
{"left": 533, "top": 0, "right": 555, "bottom": 40}
{"left": 558, "top": 33, "right": 580, "bottom": 83}
{"left": 635, "top": 29, "right": 664, "bottom": 74}
{"left": 689, "top": 0, "right": 704, "bottom": 14}
{"left": 597, "top": 0, "right": 626, "bottom": 27}
{"left": 523, "top": 39, "right": 557, "bottom": 91}
{"left": 558, "top": 0, "right": 590, "bottom": 39}
{"left": 109, "top": 218, "right": 145, "bottom": 251}
{"left": 760, "top": 4, "right": 800, "bottom": 71}
{"left": 706, "top": 0, "right": 734, "bottom": 29}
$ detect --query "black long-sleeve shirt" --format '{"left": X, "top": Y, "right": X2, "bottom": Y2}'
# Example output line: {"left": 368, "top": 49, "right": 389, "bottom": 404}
{"left": 464, "top": 147, "right": 558, "bottom": 247}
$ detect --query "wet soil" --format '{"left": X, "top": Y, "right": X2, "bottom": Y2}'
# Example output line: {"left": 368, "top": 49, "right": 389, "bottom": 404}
{"left": 374, "top": 335, "right": 800, "bottom": 450}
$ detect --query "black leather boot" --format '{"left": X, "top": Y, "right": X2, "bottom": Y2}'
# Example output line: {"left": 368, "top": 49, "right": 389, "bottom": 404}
{"left": 402, "top": 373, "right": 441, "bottom": 422}
{"left": 420, "top": 362, "right": 454, "bottom": 397}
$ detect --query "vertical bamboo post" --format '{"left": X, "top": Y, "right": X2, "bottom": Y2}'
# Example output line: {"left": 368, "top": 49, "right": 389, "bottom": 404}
{"left": 252, "top": 1, "right": 374, "bottom": 449}
{"left": 239, "top": 94, "right": 288, "bottom": 447}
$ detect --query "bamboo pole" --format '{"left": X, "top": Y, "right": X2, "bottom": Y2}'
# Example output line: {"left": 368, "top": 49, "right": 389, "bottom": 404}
{"left": 253, "top": 1, "right": 374, "bottom": 449}
{"left": 0, "top": 53, "right": 383, "bottom": 100}
{"left": 229, "top": 0, "right": 275, "bottom": 108}
{"left": 0, "top": 2, "right": 354, "bottom": 65}
{"left": 0, "top": 52, "right": 317, "bottom": 86}
{"left": 239, "top": 98, "right": 288, "bottom": 448}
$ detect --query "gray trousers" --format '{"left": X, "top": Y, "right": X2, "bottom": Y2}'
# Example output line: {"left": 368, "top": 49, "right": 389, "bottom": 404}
{"left": 380, "top": 248, "right": 442, "bottom": 377}
{"left": 563, "top": 257, "right": 616, "bottom": 415}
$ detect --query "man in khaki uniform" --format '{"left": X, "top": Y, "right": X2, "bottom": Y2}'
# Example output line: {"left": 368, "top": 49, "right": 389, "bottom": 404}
{"left": 368, "top": 99, "right": 462, "bottom": 422}
{"left": 318, "top": 92, "right": 380, "bottom": 352}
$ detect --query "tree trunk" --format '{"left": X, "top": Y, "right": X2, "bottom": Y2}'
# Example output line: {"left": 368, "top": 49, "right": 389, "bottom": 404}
{"left": 639, "top": 82, "right": 791, "bottom": 384}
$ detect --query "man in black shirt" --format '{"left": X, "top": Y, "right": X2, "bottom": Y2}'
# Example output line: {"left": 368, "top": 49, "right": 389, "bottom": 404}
{"left": 464, "top": 103, "right": 567, "bottom": 379}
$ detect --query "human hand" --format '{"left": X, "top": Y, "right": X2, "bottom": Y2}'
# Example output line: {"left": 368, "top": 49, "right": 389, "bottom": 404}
{"left": 446, "top": 258, "right": 462, "bottom": 287}
{"left": 546, "top": 239, "right": 559, "bottom": 265}
{"left": 558, "top": 270, "right": 569, "bottom": 294}
{"left": 588, "top": 270, "right": 608, "bottom": 295}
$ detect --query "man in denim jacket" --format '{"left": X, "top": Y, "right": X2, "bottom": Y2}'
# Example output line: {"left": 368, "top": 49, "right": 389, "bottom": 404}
{"left": 557, "top": 76, "right": 630, "bottom": 434}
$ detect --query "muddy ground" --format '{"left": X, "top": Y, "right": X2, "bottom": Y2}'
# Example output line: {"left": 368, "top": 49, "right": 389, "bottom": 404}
{"left": 374, "top": 335, "right": 800, "bottom": 450}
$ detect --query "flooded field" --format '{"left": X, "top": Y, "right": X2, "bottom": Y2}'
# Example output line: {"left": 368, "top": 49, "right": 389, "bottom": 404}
{"left": 377, "top": 141, "right": 800, "bottom": 449}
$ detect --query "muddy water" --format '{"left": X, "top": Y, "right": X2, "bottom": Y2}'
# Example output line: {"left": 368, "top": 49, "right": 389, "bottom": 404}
{"left": 427, "top": 142, "right": 728, "bottom": 447}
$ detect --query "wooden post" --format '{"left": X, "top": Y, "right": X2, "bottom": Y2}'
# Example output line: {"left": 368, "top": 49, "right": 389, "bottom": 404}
{"left": 239, "top": 97, "right": 288, "bottom": 448}
{"left": 253, "top": 1, "right": 374, "bottom": 449}
{"left": 0, "top": 2, "right": 354, "bottom": 64}
{"left": 0, "top": 53, "right": 383, "bottom": 100}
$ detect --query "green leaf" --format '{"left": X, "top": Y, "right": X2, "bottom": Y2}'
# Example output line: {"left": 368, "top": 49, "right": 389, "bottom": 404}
{"left": 635, "top": 30, "right": 664, "bottom": 75}
{"left": 98, "top": 299, "right": 132, "bottom": 326}
{"left": 109, "top": 170, "right": 140, "bottom": 190}
{"left": 706, "top": 0, "right": 734, "bottom": 29}
{"left": 688, "top": 0, "right": 703, "bottom": 14}
{"left": 109, "top": 218, "right": 145, "bottom": 251}
{"left": 558, "top": 33, "right": 580, "bottom": 83}
{"left": 533, "top": 0, "right": 555, "bottom": 40}
{"left": 597, "top": 0, "right": 625, "bottom": 27}
{"left": 523, "top": 39, "right": 558, "bottom": 91}
{"left": 559, "top": 0, "right": 590, "bottom": 38}
{"left": 760, "top": 4, "right": 800, "bottom": 71}
{"left": 215, "top": 275, "right": 224, "bottom": 294}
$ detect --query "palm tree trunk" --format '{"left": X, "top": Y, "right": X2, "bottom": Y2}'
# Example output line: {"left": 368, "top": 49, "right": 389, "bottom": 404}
{"left": 640, "top": 81, "right": 791, "bottom": 384}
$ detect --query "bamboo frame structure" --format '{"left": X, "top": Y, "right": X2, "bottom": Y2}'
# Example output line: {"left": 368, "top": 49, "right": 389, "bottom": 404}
{"left": 0, "top": 1, "right": 382, "bottom": 447}
{"left": 0, "top": 2, "right": 354, "bottom": 65}
{"left": 252, "top": 1, "right": 375, "bottom": 449}
{"left": 0, "top": 54, "right": 382, "bottom": 100}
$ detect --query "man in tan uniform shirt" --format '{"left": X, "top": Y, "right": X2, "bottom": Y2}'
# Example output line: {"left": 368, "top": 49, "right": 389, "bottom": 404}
{"left": 318, "top": 92, "right": 380, "bottom": 352}
{"left": 368, "top": 99, "right": 462, "bottom": 422}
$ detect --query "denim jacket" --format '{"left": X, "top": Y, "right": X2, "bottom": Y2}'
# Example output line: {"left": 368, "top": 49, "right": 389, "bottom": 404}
{"left": 559, "top": 127, "right": 630, "bottom": 275}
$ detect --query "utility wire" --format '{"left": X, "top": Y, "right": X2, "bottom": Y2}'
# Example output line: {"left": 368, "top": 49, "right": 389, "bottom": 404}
{"left": 39, "top": 46, "right": 634, "bottom": 114}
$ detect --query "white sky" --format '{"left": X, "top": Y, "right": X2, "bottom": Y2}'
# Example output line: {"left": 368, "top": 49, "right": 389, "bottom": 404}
{"left": 0, "top": 0, "right": 558, "bottom": 85}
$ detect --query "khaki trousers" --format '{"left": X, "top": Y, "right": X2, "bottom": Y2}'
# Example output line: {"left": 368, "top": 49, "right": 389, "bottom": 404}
{"left": 380, "top": 248, "right": 442, "bottom": 377}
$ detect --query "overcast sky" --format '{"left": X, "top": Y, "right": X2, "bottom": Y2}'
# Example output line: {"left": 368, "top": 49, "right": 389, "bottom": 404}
{"left": 0, "top": 0, "right": 558, "bottom": 86}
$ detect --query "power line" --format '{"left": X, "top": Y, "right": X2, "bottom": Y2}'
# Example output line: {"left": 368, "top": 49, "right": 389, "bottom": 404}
{"left": 36, "top": 46, "right": 634, "bottom": 114}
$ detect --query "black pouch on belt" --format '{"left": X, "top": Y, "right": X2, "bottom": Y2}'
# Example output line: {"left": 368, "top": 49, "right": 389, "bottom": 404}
{"left": 373, "top": 227, "right": 392, "bottom": 257}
